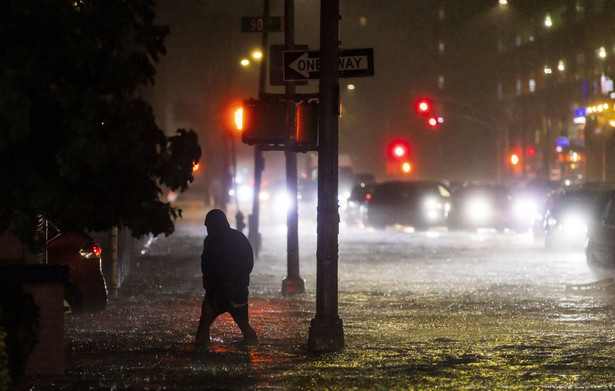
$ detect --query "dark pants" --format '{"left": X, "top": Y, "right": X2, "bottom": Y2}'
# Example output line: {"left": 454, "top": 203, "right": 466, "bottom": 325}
{"left": 195, "top": 292, "right": 257, "bottom": 345}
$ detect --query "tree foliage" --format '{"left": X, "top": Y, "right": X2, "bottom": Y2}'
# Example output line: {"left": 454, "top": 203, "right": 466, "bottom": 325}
{"left": 0, "top": 0, "right": 201, "bottom": 250}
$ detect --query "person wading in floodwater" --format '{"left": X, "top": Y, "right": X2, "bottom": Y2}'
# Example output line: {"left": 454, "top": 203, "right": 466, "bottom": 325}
{"left": 195, "top": 209, "right": 258, "bottom": 347}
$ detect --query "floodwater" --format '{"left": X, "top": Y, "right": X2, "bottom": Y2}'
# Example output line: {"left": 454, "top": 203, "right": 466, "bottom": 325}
{"left": 20, "top": 209, "right": 615, "bottom": 390}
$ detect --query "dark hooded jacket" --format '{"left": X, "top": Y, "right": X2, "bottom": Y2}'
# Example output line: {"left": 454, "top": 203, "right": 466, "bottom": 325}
{"left": 201, "top": 209, "right": 254, "bottom": 304}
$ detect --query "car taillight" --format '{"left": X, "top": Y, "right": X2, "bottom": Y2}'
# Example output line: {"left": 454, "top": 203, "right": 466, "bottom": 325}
{"left": 79, "top": 242, "right": 102, "bottom": 259}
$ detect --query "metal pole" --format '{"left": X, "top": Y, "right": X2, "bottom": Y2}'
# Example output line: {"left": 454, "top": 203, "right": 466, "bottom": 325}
{"left": 282, "top": 0, "right": 305, "bottom": 295}
{"left": 248, "top": 0, "right": 269, "bottom": 257}
{"left": 308, "top": 0, "right": 344, "bottom": 353}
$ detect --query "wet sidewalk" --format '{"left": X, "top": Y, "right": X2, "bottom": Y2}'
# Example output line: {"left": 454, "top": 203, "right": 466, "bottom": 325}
{"left": 19, "top": 215, "right": 615, "bottom": 390}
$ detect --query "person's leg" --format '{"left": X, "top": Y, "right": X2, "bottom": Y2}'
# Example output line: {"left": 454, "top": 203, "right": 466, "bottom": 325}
{"left": 229, "top": 304, "right": 257, "bottom": 343}
{"left": 195, "top": 295, "right": 217, "bottom": 345}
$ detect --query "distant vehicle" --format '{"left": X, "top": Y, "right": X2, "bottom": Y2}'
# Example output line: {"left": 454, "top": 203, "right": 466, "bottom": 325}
{"left": 447, "top": 183, "right": 514, "bottom": 231}
{"left": 508, "top": 179, "right": 562, "bottom": 233}
{"left": 344, "top": 182, "right": 375, "bottom": 226}
{"left": 586, "top": 189, "right": 615, "bottom": 271}
{"left": 46, "top": 229, "right": 108, "bottom": 312}
{"left": 366, "top": 180, "right": 451, "bottom": 230}
{"left": 541, "top": 184, "right": 613, "bottom": 249}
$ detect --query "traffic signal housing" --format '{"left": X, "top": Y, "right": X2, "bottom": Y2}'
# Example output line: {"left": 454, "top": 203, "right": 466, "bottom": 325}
{"left": 508, "top": 149, "right": 522, "bottom": 176}
{"left": 295, "top": 101, "right": 319, "bottom": 146}
{"left": 240, "top": 99, "right": 288, "bottom": 145}
{"left": 387, "top": 139, "right": 413, "bottom": 175}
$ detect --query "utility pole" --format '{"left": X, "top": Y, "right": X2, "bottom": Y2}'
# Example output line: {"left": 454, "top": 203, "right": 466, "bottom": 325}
{"left": 281, "top": 0, "right": 305, "bottom": 295}
{"left": 308, "top": 0, "right": 344, "bottom": 353}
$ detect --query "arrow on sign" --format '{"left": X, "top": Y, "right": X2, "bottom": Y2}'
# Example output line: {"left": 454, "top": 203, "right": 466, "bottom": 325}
{"left": 289, "top": 52, "right": 318, "bottom": 78}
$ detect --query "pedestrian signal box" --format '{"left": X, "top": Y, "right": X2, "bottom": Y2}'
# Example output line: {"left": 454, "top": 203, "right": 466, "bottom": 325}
{"left": 295, "top": 101, "right": 318, "bottom": 146}
{"left": 240, "top": 100, "right": 288, "bottom": 145}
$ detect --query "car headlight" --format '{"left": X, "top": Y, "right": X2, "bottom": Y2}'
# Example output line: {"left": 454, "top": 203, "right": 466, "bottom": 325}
{"left": 467, "top": 198, "right": 490, "bottom": 221}
{"left": 560, "top": 213, "right": 588, "bottom": 232}
{"left": 513, "top": 198, "right": 537, "bottom": 219}
{"left": 424, "top": 197, "right": 441, "bottom": 210}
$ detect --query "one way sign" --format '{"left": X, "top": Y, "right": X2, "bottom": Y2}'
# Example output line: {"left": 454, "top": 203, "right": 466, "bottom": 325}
{"left": 283, "top": 48, "right": 374, "bottom": 81}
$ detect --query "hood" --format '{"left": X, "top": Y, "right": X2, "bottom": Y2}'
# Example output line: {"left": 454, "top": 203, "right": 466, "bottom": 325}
{"left": 204, "top": 209, "right": 231, "bottom": 235}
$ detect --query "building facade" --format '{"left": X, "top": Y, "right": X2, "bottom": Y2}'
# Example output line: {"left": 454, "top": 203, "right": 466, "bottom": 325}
{"left": 429, "top": 0, "right": 615, "bottom": 183}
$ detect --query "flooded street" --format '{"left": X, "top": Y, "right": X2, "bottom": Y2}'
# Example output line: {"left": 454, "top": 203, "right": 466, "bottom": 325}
{"left": 21, "top": 208, "right": 615, "bottom": 390}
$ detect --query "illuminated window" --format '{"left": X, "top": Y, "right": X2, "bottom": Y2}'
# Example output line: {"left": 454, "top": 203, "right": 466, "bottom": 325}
{"left": 529, "top": 79, "right": 536, "bottom": 93}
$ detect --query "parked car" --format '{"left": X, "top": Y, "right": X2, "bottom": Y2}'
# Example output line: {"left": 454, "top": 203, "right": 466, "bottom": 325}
{"left": 541, "top": 184, "right": 613, "bottom": 249}
{"left": 366, "top": 180, "right": 451, "bottom": 230}
{"left": 447, "top": 183, "right": 514, "bottom": 231}
{"left": 586, "top": 189, "right": 615, "bottom": 271}
{"left": 46, "top": 229, "right": 108, "bottom": 312}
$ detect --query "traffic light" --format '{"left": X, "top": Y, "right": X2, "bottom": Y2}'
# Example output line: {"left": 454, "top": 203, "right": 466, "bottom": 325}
{"left": 510, "top": 153, "right": 520, "bottom": 166}
{"left": 414, "top": 97, "right": 444, "bottom": 129}
{"left": 508, "top": 150, "right": 522, "bottom": 176}
{"left": 240, "top": 99, "right": 288, "bottom": 145}
{"left": 387, "top": 139, "right": 413, "bottom": 175}
{"left": 388, "top": 139, "right": 411, "bottom": 160}
{"left": 427, "top": 117, "right": 439, "bottom": 128}
{"left": 414, "top": 98, "right": 432, "bottom": 115}
{"left": 234, "top": 107, "right": 243, "bottom": 134}
{"left": 401, "top": 161, "right": 412, "bottom": 174}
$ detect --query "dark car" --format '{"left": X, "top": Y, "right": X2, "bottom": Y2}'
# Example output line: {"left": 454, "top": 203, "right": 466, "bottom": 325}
{"left": 366, "top": 180, "right": 451, "bottom": 230}
{"left": 586, "top": 189, "right": 615, "bottom": 271}
{"left": 541, "top": 185, "right": 613, "bottom": 249}
{"left": 46, "top": 229, "right": 108, "bottom": 312}
{"left": 447, "top": 183, "right": 514, "bottom": 231}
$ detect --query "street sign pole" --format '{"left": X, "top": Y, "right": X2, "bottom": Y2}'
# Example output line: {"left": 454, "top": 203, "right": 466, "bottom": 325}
{"left": 281, "top": 0, "right": 305, "bottom": 296}
{"left": 248, "top": 0, "right": 270, "bottom": 258}
{"left": 308, "top": 0, "right": 344, "bottom": 353}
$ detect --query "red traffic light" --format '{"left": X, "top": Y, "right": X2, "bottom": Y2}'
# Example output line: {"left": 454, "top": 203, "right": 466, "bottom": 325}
{"left": 414, "top": 98, "right": 432, "bottom": 115}
{"left": 388, "top": 139, "right": 411, "bottom": 160}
